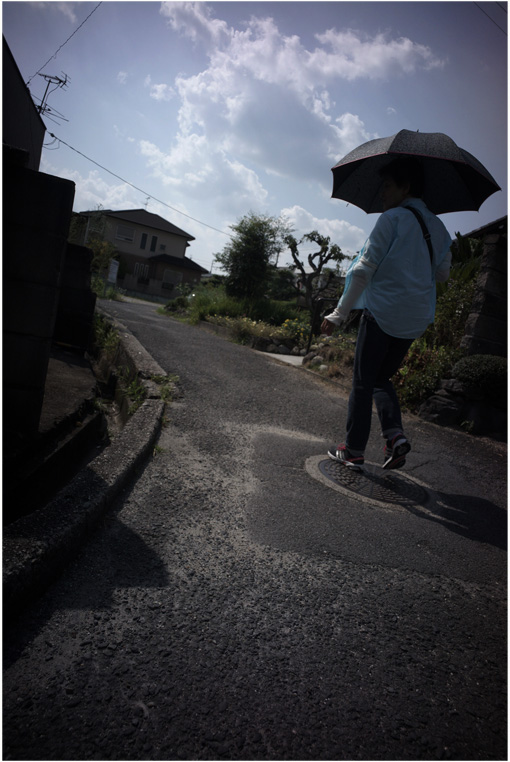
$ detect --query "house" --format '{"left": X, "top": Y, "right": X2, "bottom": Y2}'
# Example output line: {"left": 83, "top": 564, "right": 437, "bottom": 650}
{"left": 73, "top": 208, "right": 208, "bottom": 301}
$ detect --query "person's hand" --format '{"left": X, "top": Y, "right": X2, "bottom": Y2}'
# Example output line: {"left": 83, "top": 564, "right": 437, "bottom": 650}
{"left": 320, "top": 318, "right": 335, "bottom": 336}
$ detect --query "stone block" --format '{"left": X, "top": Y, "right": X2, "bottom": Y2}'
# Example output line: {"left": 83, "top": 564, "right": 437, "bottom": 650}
{"left": 4, "top": 229, "right": 68, "bottom": 285}
{"left": 4, "top": 165, "right": 75, "bottom": 237}
{"left": 460, "top": 334, "right": 507, "bottom": 358}
{"left": 3, "top": 281, "right": 60, "bottom": 338}
{"left": 418, "top": 394, "right": 464, "bottom": 426}
{"left": 475, "top": 270, "right": 508, "bottom": 301}
{"left": 463, "top": 313, "right": 506, "bottom": 345}
{"left": 3, "top": 333, "right": 52, "bottom": 389}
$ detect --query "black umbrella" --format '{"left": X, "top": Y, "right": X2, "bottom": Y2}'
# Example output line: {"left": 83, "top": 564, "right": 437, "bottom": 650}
{"left": 331, "top": 129, "right": 501, "bottom": 214}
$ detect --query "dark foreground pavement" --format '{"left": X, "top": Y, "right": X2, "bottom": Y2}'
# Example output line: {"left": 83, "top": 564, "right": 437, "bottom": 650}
{"left": 3, "top": 300, "right": 507, "bottom": 761}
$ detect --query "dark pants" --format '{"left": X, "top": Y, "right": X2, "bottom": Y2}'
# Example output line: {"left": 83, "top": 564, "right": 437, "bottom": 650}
{"left": 346, "top": 311, "right": 414, "bottom": 452}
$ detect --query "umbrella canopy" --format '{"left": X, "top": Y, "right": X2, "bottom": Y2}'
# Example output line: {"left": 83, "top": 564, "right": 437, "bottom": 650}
{"left": 331, "top": 129, "right": 501, "bottom": 215}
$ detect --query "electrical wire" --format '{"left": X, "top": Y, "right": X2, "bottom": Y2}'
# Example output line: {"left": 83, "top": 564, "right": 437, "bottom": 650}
{"left": 46, "top": 132, "right": 232, "bottom": 239}
{"left": 473, "top": 2, "right": 507, "bottom": 34}
{"left": 27, "top": 2, "right": 103, "bottom": 86}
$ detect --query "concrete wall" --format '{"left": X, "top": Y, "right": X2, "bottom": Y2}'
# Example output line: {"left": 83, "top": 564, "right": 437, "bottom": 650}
{"left": 54, "top": 243, "right": 97, "bottom": 351}
{"left": 4, "top": 159, "right": 75, "bottom": 441}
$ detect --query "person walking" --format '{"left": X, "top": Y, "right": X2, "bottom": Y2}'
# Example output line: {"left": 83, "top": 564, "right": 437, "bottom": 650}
{"left": 321, "top": 157, "right": 452, "bottom": 470}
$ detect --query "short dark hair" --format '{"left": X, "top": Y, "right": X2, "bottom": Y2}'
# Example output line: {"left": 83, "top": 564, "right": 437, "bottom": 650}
{"left": 380, "top": 157, "right": 424, "bottom": 197}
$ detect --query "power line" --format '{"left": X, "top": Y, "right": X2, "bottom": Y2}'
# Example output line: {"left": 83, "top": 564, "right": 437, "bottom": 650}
{"left": 27, "top": 2, "right": 103, "bottom": 86}
{"left": 473, "top": 2, "right": 507, "bottom": 34}
{"left": 46, "top": 132, "right": 232, "bottom": 239}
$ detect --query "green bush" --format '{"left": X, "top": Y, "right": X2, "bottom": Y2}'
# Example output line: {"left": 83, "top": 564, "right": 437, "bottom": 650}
{"left": 392, "top": 270, "right": 478, "bottom": 411}
{"left": 208, "top": 314, "right": 312, "bottom": 346}
{"left": 451, "top": 354, "right": 507, "bottom": 398}
{"left": 181, "top": 283, "right": 304, "bottom": 326}
{"left": 422, "top": 278, "right": 476, "bottom": 349}
{"left": 164, "top": 295, "right": 189, "bottom": 312}
{"left": 394, "top": 339, "right": 462, "bottom": 412}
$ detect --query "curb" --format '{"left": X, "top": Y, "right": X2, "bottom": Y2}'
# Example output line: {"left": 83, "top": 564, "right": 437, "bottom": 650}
{"left": 3, "top": 315, "right": 168, "bottom": 620}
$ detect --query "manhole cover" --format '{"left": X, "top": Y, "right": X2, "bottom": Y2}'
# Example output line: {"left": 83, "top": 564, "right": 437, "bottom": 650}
{"left": 309, "top": 457, "right": 432, "bottom": 510}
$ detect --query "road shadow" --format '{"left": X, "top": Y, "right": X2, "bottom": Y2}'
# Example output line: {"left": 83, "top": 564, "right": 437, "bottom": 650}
{"left": 405, "top": 490, "right": 507, "bottom": 551}
{"left": 3, "top": 472, "right": 169, "bottom": 669}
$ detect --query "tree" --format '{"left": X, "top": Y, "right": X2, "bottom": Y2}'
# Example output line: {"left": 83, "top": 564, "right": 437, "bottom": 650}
{"left": 214, "top": 212, "right": 293, "bottom": 300}
{"left": 68, "top": 206, "right": 118, "bottom": 277}
{"left": 284, "top": 231, "right": 346, "bottom": 312}
{"left": 266, "top": 266, "right": 296, "bottom": 301}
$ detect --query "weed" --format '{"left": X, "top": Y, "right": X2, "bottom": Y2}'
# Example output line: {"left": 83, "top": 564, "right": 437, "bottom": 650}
{"left": 92, "top": 314, "right": 119, "bottom": 362}
{"left": 118, "top": 366, "right": 147, "bottom": 415}
{"left": 151, "top": 374, "right": 179, "bottom": 402}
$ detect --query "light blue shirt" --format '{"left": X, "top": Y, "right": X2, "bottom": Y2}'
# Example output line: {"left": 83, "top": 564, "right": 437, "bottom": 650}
{"left": 337, "top": 198, "right": 452, "bottom": 339}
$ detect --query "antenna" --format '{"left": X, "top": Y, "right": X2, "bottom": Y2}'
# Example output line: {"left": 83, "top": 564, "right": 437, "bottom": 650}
{"left": 144, "top": 196, "right": 150, "bottom": 210}
{"left": 35, "top": 72, "right": 70, "bottom": 123}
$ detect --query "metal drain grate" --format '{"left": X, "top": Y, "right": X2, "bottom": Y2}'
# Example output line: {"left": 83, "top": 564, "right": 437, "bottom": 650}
{"left": 318, "top": 459, "right": 430, "bottom": 509}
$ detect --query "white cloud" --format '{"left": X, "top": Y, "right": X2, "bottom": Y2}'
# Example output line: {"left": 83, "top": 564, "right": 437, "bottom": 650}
{"left": 30, "top": 2, "right": 77, "bottom": 23}
{"left": 40, "top": 159, "right": 139, "bottom": 211}
{"left": 311, "top": 29, "right": 445, "bottom": 81}
{"left": 138, "top": 136, "right": 268, "bottom": 216}
{"left": 150, "top": 83, "right": 176, "bottom": 101}
{"left": 152, "top": 3, "right": 446, "bottom": 193}
{"left": 160, "top": 1, "right": 230, "bottom": 47}
{"left": 281, "top": 205, "right": 367, "bottom": 260}
{"left": 127, "top": 3, "right": 449, "bottom": 255}
{"left": 386, "top": 106, "right": 397, "bottom": 116}
{"left": 117, "top": 71, "right": 128, "bottom": 85}
{"left": 144, "top": 74, "right": 175, "bottom": 101}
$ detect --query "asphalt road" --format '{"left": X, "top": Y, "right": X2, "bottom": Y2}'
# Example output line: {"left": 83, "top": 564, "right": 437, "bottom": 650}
{"left": 3, "top": 300, "right": 507, "bottom": 761}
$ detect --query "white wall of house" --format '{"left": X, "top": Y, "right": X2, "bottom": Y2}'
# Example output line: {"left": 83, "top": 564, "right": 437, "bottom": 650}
{"left": 104, "top": 220, "right": 188, "bottom": 260}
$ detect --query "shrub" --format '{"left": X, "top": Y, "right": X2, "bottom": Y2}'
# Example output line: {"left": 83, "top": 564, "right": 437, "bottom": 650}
{"left": 181, "top": 282, "right": 305, "bottom": 327}
{"left": 451, "top": 354, "right": 507, "bottom": 398}
{"left": 422, "top": 278, "right": 476, "bottom": 349}
{"left": 394, "top": 339, "right": 462, "bottom": 412}
{"left": 279, "top": 317, "right": 311, "bottom": 345}
{"left": 208, "top": 315, "right": 311, "bottom": 346}
{"left": 164, "top": 295, "right": 189, "bottom": 313}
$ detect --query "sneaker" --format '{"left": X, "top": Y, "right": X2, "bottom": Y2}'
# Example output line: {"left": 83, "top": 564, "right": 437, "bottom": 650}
{"left": 382, "top": 434, "right": 411, "bottom": 470}
{"left": 328, "top": 445, "right": 364, "bottom": 471}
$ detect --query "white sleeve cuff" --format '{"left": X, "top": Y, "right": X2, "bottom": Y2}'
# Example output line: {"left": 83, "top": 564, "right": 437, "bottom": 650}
{"left": 324, "top": 307, "right": 348, "bottom": 325}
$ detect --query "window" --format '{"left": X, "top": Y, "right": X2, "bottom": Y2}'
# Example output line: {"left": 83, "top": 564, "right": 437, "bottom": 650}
{"left": 150, "top": 235, "right": 158, "bottom": 252}
{"left": 140, "top": 233, "right": 148, "bottom": 250}
{"left": 116, "top": 224, "right": 135, "bottom": 242}
{"left": 159, "top": 244, "right": 166, "bottom": 251}
{"left": 134, "top": 262, "right": 149, "bottom": 283}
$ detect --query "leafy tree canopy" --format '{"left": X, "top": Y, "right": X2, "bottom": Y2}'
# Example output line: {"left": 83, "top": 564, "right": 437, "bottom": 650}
{"left": 214, "top": 212, "right": 293, "bottom": 299}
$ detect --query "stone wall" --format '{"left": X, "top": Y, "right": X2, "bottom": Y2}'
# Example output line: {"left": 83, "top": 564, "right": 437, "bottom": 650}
{"left": 460, "top": 232, "right": 507, "bottom": 357}
{"left": 418, "top": 226, "right": 507, "bottom": 438}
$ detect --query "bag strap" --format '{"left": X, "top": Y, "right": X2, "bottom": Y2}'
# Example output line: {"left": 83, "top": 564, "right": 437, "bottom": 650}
{"left": 405, "top": 206, "right": 434, "bottom": 265}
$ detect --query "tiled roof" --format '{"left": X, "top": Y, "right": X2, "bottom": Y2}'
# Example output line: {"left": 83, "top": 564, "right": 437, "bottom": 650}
{"left": 149, "top": 253, "right": 208, "bottom": 274}
{"left": 79, "top": 208, "right": 195, "bottom": 240}
{"left": 464, "top": 216, "right": 507, "bottom": 240}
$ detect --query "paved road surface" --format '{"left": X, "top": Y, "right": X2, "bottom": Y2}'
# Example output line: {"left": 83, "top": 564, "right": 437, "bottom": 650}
{"left": 4, "top": 300, "right": 507, "bottom": 760}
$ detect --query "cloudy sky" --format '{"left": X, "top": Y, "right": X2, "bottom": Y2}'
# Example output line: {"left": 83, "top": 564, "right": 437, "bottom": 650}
{"left": 3, "top": 1, "right": 507, "bottom": 272}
